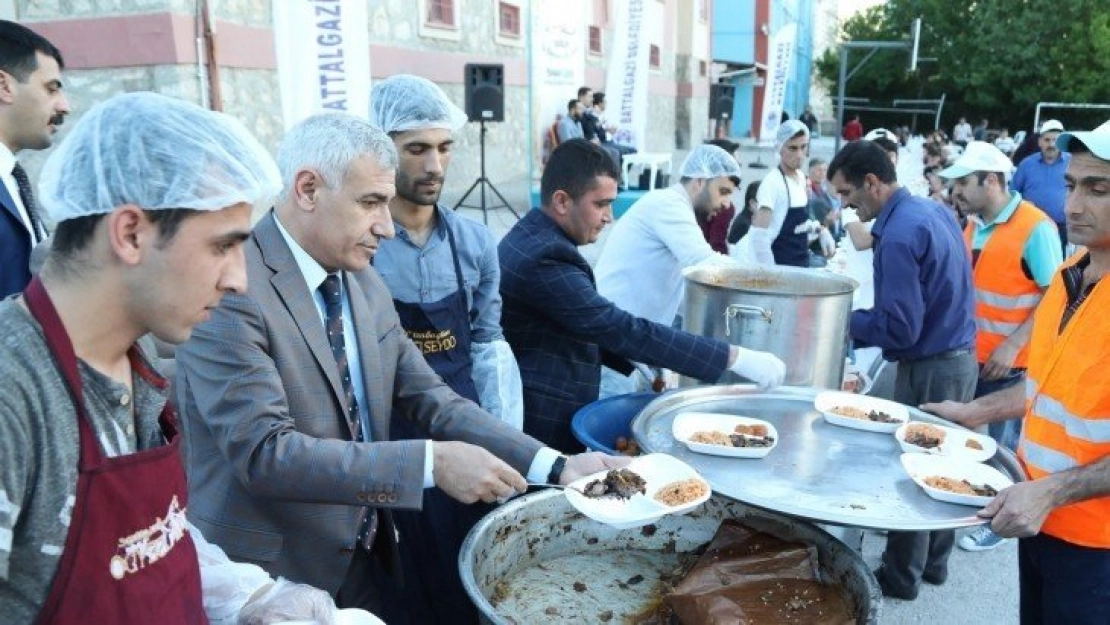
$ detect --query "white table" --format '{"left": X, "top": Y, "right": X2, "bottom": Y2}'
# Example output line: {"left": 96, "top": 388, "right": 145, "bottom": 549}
{"left": 621, "top": 152, "right": 673, "bottom": 190}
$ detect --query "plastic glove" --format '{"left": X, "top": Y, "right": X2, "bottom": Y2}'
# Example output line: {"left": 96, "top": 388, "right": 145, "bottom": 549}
{"left": 818, "top": 227, "right": 836, "bottom": 257}
{"left": 238, "top": 578, "right": 337, "bottom": 625}
{"left": 728, "top": 346, "right": 786, "bottom": 390}
{"left": 840, "top": 207, "right": 860, "bottom": 226}
{"left": 746, "top": 226, "right": 776, "bottom": 266}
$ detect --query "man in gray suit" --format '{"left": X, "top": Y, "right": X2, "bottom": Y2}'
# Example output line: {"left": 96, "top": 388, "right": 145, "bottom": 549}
{"left": 174, "top": 113, "right": 624, "bottom": 618}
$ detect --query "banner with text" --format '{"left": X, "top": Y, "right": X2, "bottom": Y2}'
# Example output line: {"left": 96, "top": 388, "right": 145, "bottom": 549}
{"left": 757, "top": 23, "right": 797, "bottom": 144}
{"left": 273, "top": 0, "right": 371, "bottom": 129}
{"left": 531, "top": 0, "right": 586, "bottom": 173}
{"left": 603, "top": 0, "right": 652, "bottom": 151}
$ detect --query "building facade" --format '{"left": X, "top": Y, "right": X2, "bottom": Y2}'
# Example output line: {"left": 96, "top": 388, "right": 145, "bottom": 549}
{"left": 12, "top": 0, "right": 713, "bottom": 203}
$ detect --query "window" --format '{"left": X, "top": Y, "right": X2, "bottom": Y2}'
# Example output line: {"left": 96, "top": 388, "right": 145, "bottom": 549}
{"left": 588, "top": 26, "right": 602, "bottom": 54}
{"left": 427, "top": 0, "right": 455, "bottom": 27}
{"left": 698, "top": 0, "right": 709, "bottom": 22}
{"left": 649, "top": 44, "right": 661, "bottom": 68}
{"left": 499, "top": 2, "right": 521, "bottom": 38}
{"left": 699, "top": 60, "right": 707, "bottom": 76}
{"left": 420, "top": 0, "right": 461, "bottom": 41}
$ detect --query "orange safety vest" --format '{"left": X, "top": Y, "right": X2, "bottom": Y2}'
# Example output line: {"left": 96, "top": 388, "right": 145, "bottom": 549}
{"left": 1020, "top": 253, "right": 1110, "bottom": 548}
{"left": 964, "top": 201, "right": 1052, "bottom": 368}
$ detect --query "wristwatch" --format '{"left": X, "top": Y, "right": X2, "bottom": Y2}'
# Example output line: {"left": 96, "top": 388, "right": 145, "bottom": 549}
{"left": 547, "top": 455, "right": 568, "bottom": 485}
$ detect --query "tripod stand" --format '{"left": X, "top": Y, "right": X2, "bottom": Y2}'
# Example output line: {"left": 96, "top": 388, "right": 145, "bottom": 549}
{"left": 453, "top": 120, "right": 520, "bottom": 225}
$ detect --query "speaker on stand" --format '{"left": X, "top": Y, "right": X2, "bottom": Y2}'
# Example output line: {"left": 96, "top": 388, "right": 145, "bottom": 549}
{"left": 453, "top": 63, "right": 520, "bottom": 224}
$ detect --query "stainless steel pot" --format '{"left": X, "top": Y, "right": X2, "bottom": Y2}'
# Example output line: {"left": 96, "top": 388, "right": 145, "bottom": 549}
{"left": 682, "top": 265, "right": 858, "bottom": 388}
{"left": 460, "top": 490, "right": 880, "bottom": 624}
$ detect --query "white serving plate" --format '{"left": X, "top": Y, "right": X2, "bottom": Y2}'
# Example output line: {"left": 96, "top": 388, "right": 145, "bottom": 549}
{"left": 894, "top": 422, "right": 998, "bottom": 463}
{"left": 564, "top": 453, "right": 711, "bottom": 529}
{"left": 814, "top": 390, "right": 909, "bottom": 433}
{"left": 671, "top": 411, "right": 779, "bottom": 459}
{"left": 900, "top": 453, "right": 1014, "bottom": 507}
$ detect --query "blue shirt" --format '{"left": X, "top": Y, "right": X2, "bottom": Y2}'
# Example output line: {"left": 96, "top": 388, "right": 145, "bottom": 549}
{"left": 374, "top": 204, "right": 504, "bottom": 343}
{"left": 969, "top": 191, "right": 1063, "bottom": 288}
{"left": 1012, "top": 152, "right": 1070, "bottom": 223}
{"left": 850, "top": 187, "right": 977, "bottom": 361}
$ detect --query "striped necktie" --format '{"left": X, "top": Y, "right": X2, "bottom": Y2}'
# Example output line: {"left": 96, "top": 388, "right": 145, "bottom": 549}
{"left": 12, "top": 163, "right": 45, "bottom": 243}
{"left": 319, "top": 274, "right": 378, "bottom": 550}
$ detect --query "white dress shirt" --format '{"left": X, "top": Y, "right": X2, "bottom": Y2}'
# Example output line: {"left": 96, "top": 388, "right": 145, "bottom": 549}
{"left": 0, "top": 143, "right": 41, "bottom": 241}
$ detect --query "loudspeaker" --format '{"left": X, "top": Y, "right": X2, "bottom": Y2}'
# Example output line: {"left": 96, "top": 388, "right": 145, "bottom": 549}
{"left": 464, "top": 63, "right": 504, "bottom": 122}
{"left": 709, "top": 83, "right": 735, "bottom": 121}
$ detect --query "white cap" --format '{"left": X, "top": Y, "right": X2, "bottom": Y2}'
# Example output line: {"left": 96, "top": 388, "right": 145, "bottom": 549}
{"left": 1057, "top": 119, "right": 1110, "bottom": 160}
{"left": 938, "top": 141, "right": 1014, "bottom": 179}
{"left": 864, "top": 128, "right": 896, "bottom": 141}
{"left": 1039, "top": 119, "right": 1064, "bottom": 134}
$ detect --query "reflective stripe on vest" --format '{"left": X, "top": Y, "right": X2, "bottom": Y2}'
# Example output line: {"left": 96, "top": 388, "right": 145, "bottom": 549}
{"left": 1019, "top": 252, "right": 1110, "bottom": 548}
{"left": 974, "top": 288, "right": 1043, "bottom": 309}
{"left": 964, "top": 202, "right": 1050, "bottom": 367}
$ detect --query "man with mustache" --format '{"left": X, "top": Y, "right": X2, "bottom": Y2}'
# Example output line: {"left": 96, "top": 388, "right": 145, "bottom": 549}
{"left": 174, "top": 114, "right": 625, "bottom": 621}
{"left": 924, "top": 121, "right": 1110, "bottom": 625}
{"left": 369, "top": 74, "right": 523, "bottom": 623}
{"left": 1013, "top": 119, "right": 1071, "bottom": 254}
{"left": 938, "top": 141, "right": 1063, "bottom": 553}
{"left": 0, "top": 20, "right": 71, "bottom": 298}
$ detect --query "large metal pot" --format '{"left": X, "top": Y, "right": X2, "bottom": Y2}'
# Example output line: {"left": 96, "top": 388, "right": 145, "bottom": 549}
{"left": 460, "top": 490, "right": 880, "bottom": 624}
{"left": 682, "top": 265, "right": 857, "bottom": 389}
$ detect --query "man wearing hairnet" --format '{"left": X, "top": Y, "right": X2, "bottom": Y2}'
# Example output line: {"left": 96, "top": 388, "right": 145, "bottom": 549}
{"left": 594, "top": 144, "right": 784, "bottom": 397}
{"left": 174, "top": 113, "right": 627, "bottom": 622}
{"left": 748, "top": 120, "right": 833, "bottom": 267}
{"left": 368, "top": 74, "right": 523, "bottom": 623}
{"left": 0, "top": 92, "right": 355, "bottom": 624}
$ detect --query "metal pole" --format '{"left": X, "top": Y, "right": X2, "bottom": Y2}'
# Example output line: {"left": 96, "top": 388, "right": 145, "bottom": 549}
{"left": 836, "top": 44, "right": 847, "bottom": 153}
{"left": 934, "top": 92, "right": 947, "bottom": 131}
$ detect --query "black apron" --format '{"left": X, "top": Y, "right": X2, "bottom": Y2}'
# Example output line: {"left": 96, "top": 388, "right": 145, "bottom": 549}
{"left": 385, "top": 219, "right": 486, "bottom": 625}
{"left": 770, "top": 166, "right": 811, "bottom": 267}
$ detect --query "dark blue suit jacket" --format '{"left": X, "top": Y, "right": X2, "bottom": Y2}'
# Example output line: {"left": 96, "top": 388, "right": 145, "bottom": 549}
{"left": 499, "top": 209, "right": 730, "bottom": 452}
{"left": 0, "top": 182, "right": 32, "bottom": 299}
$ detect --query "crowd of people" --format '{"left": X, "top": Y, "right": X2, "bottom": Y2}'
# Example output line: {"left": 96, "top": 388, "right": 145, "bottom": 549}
{"left": 1, "top": 18, "right": 1107, "bottom": 625}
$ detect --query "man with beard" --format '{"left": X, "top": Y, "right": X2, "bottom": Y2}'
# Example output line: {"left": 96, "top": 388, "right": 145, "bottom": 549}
{"left": 369, "top": 74, "right": 522, "bottom": 623}
{"left": 557, "top": 98, "right": 585, "bottom": 143}
{"left": 501, "top": 141, "right": 784, "bottom": 424}
{"left": 748, "top": 121, "right": 827, "bottom": 267}
{"left": 0, "top": 21, "right": 71, "bottom": 298}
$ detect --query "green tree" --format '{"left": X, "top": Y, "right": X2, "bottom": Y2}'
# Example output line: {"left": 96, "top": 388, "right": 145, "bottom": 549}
{"left": 817, "top": 0, "right": 1110, "bottom": 134}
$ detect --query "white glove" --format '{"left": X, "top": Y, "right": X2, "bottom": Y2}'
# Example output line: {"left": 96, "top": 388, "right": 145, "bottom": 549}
{"left": 793, "top": 218, "right": 822, "bottom": 236}
{"left": 818, "top": 227, "right": 836, "bottom": 256}
{"left": 840, "top": 207, "right": 860, "bottom": 226}
{"left": 728, "top": 346, "right": 786, "bottom": 390}
{"left": 238, "top": 578, "right": 337, "bottom": 625}
{"left": 746, "top": 226, "right": 776, "bottom": 266}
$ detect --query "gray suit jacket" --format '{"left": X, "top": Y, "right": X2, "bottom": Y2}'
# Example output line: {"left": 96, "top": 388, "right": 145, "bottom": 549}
{"left": 174, "top": 212, "right": 544, "bottom": 594}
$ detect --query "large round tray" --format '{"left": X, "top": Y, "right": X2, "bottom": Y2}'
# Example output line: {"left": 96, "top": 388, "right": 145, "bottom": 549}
{"left": 631, "top": 385, "right": 1025, "bottom": 532}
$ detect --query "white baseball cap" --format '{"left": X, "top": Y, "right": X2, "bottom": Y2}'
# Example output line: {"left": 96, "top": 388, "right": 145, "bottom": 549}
{"left": 938, "top": 141, "right": 1014, "bottom": 179}
{"left": 1039, "top": 119, "right": 1064, "bottom": 134}
{"left": 864, "top": 128, "right": 895, "bottom": 141}
{"left": 1057, "top": 119, "right": 1110, "bottom": 160}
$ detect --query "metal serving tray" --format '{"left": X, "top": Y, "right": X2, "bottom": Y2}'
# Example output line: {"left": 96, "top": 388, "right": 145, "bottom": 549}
{"left": 632, "top": 385, "right": 1025, "bottom": 532}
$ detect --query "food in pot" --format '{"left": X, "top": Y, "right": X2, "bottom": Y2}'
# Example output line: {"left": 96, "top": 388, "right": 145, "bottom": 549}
{"left": 734, "top": 423, "right": 769, "bottom": 437}
{"left": 965, "top": 439, "right": 983, "bottom": 451}
{"left": 904, "top": 423, "right": 946, "bottom": 449}
{"left": 689, "top": 430, "right": 775, "bottom": 448}
{"left": 653, "top": 478, "right": 710, "bottom": 507}
{"left": 830, "top": 405, "right": 900, "bottom": 423}
{"left": 613, "top": 436, "right": 641, "bottom": 456}
{"left": 582, "top": 468, "right": 647, "bottom": 499}
{"left": 924, "top": 475, "right": 999, "bottom": 497}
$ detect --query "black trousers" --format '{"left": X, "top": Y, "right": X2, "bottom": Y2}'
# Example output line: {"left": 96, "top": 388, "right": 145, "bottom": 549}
{"left": 880, "top": 350, "right": 977, "bottom": 595}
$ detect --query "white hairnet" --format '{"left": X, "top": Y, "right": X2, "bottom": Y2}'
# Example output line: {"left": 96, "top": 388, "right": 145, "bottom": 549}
{"left": 679, "top": 144, "right": 742, "bottom": 179}
{"left": 775, "top": 119, "right": 810, "bottom": 152}
{"left": 39, "top": 92, "right": 281, "bottom": 223}
{"left": 369, "top": 74, "right": 468, "bottom": 134}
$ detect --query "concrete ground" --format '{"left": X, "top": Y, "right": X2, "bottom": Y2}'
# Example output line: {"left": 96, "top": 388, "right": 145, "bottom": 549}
{"left": 442, "top": 136, "right": 1021, "bottom": 624}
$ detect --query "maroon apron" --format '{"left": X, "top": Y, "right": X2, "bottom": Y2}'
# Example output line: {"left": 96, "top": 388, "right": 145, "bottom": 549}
{"left": 25, "top": 277, "right": 207, "bottom": 624}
